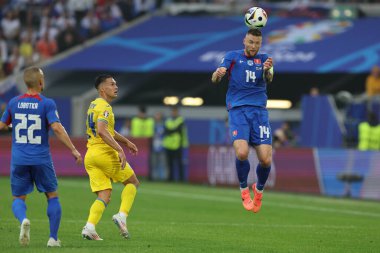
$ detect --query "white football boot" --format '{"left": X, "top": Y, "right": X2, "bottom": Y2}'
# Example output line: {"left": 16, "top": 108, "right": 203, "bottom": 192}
{"left": 47, "top": 238, "right": 61, "bottom": 247}
{"left": 19, "top": 218, "right": 30, "bottom": 246}
{"left": 81, "top": 226, "right": 103, "bottom": 240}
{"left": 112, "top": 213, "right": 130, "bottom": 239}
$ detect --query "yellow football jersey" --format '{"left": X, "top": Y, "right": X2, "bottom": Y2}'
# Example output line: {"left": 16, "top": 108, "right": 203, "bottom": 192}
{"left": 86, "top": 98, "right": 115, "bottom": 149}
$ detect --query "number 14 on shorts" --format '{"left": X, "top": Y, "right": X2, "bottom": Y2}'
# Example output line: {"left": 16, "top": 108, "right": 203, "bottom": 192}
{"left": 259, "top": 125, "right": 270, "bottom": 139}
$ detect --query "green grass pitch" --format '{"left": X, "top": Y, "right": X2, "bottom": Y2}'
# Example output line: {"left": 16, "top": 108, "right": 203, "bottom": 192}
{"left": 0, "top": 177, "right": 379, "bottom": 253}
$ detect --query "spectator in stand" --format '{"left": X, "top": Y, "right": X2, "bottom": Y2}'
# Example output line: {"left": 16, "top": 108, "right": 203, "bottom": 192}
{"left": 99, "top": 6, "right": 123, "bottom": 32}
{"left": 56, "top": 10, "right": 77, "bottom": 31}
{"left": 36, "top": 32, "right": 58, "bottom": 60}
{"left": 0, "top": 0, "right": 139, "bottom": 79}
{"left": 0, "top": 31, "right": 8, "bottom": 71}
{"left": 366, "top": 65, "right": 380, "bottom": 98}
{"left": 19, "top": 34, "right": 36, "bottom": 67}
{"left": 67, "top": 0, "right": 95, "bottom": 22}
{"left": 6, "top": 46, "right": 24, "bottom": 74}
{"left": 80, "top": 10, "right": 100, "bottom": 38}
{"left": 57, "top": 27, "right": 82, "bottom": 53}
{"left": 1, "top": 10, "right": 21, "bottom": 42}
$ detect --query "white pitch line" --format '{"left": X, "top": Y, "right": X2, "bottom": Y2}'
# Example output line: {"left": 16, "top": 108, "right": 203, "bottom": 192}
{"left": 59, "top": 180, "right": 380, "bottom": 218}
{"left": 140, "top": 188, "right": 380, "bottom": 218}
{"left": 0, "top": 219, "right": 357, "bottom": 230}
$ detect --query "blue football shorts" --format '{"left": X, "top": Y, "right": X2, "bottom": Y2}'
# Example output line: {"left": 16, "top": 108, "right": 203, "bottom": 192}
{"left": 228, "top": 105, "right": 272, "bottom": 146}
{"left": 11, "top": 162, "right": 58, "bottom": 196}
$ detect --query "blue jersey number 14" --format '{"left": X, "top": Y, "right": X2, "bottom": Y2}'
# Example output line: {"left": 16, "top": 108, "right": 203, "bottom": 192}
{"left": 245, "top": 70, "right": 256, "bottom": 83}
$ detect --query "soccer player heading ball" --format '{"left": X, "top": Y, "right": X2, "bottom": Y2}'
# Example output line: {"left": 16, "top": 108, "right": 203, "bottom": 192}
{"left": 211, "top": 28, "right": 274, "bottom": 213}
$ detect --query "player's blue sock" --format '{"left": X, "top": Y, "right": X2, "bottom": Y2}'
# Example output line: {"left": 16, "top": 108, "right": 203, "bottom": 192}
{"left": 12, "top": 198, "right": 27, "bottom": 223}
{"left": 236, "top": 158, "right": 250, "bottom": 188}
{"left": 47, "top": 197, "right": 61, "bottom": 240}
{"left": 256, "top": 164, "right": 271, "bottom": 191}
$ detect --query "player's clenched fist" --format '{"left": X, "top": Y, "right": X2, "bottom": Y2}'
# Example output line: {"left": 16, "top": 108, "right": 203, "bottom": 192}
{"left": 212, "top": 67, "right": 227, "bottom": 83}
{"left": 263, "top": 57, "right": 273, "bottom": 70}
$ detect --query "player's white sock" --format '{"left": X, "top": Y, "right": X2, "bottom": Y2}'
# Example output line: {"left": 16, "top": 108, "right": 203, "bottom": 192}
{"left": 255, "top": 186, "right": 263, "bottom": 193}
{"left": 85, "top": 222, "right": 95, "bottom": 230}
{"left": 240, "top": 187, "right": 249, "bottom": 192}
{"left": 119, "top": 212, "right": 127, "bottom": 219}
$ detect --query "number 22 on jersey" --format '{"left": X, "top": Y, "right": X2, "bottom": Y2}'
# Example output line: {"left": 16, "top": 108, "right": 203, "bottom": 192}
{"left": 14, "top": 113, "right": 42, "bottom": 144}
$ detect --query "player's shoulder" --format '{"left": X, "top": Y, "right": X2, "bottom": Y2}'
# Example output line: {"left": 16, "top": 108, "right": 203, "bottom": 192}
{"left": 39, "top": 94, "right": 56, "bottom": 106}
{"left": 225, "top": 49, "right": 244, "bottom": 58}
{"left": 93, "top": 98, "right": 112, "bottom": 110}
{"left": 257, "top": 52, "right": 269, "bottom": 60}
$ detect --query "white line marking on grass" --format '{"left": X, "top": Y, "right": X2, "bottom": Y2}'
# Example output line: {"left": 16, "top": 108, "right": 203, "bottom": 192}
{"left": 140, "top": 189, "right": 380, "bottom": 218}
{"left": 1, "top": 219, "right": 356, "bottom": 230}
{"left": 59, "top": 180, "right": 380, "bottom": 218}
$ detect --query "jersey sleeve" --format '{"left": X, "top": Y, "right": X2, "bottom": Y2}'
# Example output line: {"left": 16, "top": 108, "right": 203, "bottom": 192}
{"left": 46, "top": 99, "right": 61, "bottom": 124}
{"left": 219, "top": 51, "right": 235, "bottom": 70}
{"left": 97, "top": 105, "right": 111, "bottom": 124}
{"left": 0, "top": 102, "right": 12, "bottom": 125}
{"left": 262, "top": 53, "right": 269, "bottom": 63}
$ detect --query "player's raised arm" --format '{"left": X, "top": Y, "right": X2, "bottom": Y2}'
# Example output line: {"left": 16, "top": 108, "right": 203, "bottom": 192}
{"left": 97, "top": 120, "right": 126, "bottom": 169}
{"left": 114, "top": 130, "right": 138, "bottom": 155}
{"left": 50, "top": 122, "right": 83, "bottom": 165}
{"left": 211, "top": 67, "right": 227, "bottom": 83}
{"left": 263, "top": 57, "right": 274, "bottom": 84}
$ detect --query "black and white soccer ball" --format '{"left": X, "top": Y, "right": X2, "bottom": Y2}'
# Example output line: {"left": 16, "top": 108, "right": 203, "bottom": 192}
{"left": 244, "top": 7, "right": 268, "bottom": 29}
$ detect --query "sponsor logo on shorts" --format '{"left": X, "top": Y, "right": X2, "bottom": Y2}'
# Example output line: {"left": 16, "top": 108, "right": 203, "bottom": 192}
{"left": 232, "top": 130, "right": 238, "bottom": 137}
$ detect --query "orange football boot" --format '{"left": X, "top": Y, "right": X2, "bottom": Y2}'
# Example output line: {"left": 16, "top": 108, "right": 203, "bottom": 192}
{"left": 241, "top": 188, "right": 254, "bottom": 211}
{"left": 252, "top": 183, "right": 263, "bottom": 213}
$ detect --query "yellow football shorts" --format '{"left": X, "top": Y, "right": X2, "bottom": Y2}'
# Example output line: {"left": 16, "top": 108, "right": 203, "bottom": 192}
{"left": 84, "top": 147, "right": 135, "bottom": 192}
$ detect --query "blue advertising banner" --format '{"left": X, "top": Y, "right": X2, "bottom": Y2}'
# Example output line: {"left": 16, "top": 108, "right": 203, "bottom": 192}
{"left": 49, "top": 16, "right": 380, "bottom": 73}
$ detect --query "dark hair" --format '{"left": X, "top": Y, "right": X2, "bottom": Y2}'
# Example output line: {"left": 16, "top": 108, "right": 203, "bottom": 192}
{"left": 94, "top": 74, "right": 113, "bottom": 89}
{"left": 247, "top": 28, "right": 262, "bottom": 37}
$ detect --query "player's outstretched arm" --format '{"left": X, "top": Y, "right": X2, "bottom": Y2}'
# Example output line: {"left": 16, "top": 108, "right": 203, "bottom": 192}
{"left": 114, "top": 130, "right": 138, "bottom": 156}
{"left": 211, "top": 67, "right": 227, "bottom": 83}
{"left": 51, "top": 122, "right": 83, "bottom": 165}
{"left": 97, "top": 121, "right": 126, "bottom": 168}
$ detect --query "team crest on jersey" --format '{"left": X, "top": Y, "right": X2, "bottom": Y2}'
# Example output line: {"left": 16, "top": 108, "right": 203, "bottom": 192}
{"left": 55, "top": 110, "right": 59, "bottom": 119}
{"left": 103, "top": 110, "right": 109, "bottom": 117}
{"left": 247, "top": 60, "right": 253, "bottom": 66}
{"left": 232, "top": 130, "right": 238, "bottom": 137}
{"left": 254, "top": 59, "right": 261, "bottom": 65}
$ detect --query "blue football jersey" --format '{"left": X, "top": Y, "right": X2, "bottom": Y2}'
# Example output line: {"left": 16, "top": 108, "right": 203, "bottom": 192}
{"left": 1, "top": 94, "right": 60, "bottom": 165}
{"left": 219, "top": 49, "right": 269, "bottom": 110}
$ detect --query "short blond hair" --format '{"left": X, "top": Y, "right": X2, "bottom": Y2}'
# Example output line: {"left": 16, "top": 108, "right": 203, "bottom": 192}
{"left": 23, "top": 67, "right": 43, "bottom": 88}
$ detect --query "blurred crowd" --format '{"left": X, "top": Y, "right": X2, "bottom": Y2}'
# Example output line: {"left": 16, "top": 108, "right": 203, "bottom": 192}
{"left": 0, "top": 0, "right": 159, "bottom": 80}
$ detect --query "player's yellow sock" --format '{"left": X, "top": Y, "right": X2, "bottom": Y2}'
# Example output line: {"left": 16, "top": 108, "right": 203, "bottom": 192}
{"left": 119, "top": 184, "right": 137, "bottom": 216}
{"left": 88, "top": 198, "right": 107, "bottom": 225}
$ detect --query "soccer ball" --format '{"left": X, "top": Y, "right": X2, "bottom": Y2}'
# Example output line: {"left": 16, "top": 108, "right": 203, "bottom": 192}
{"left": 244, "top": 7, "right": 268, "bottom": 29}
